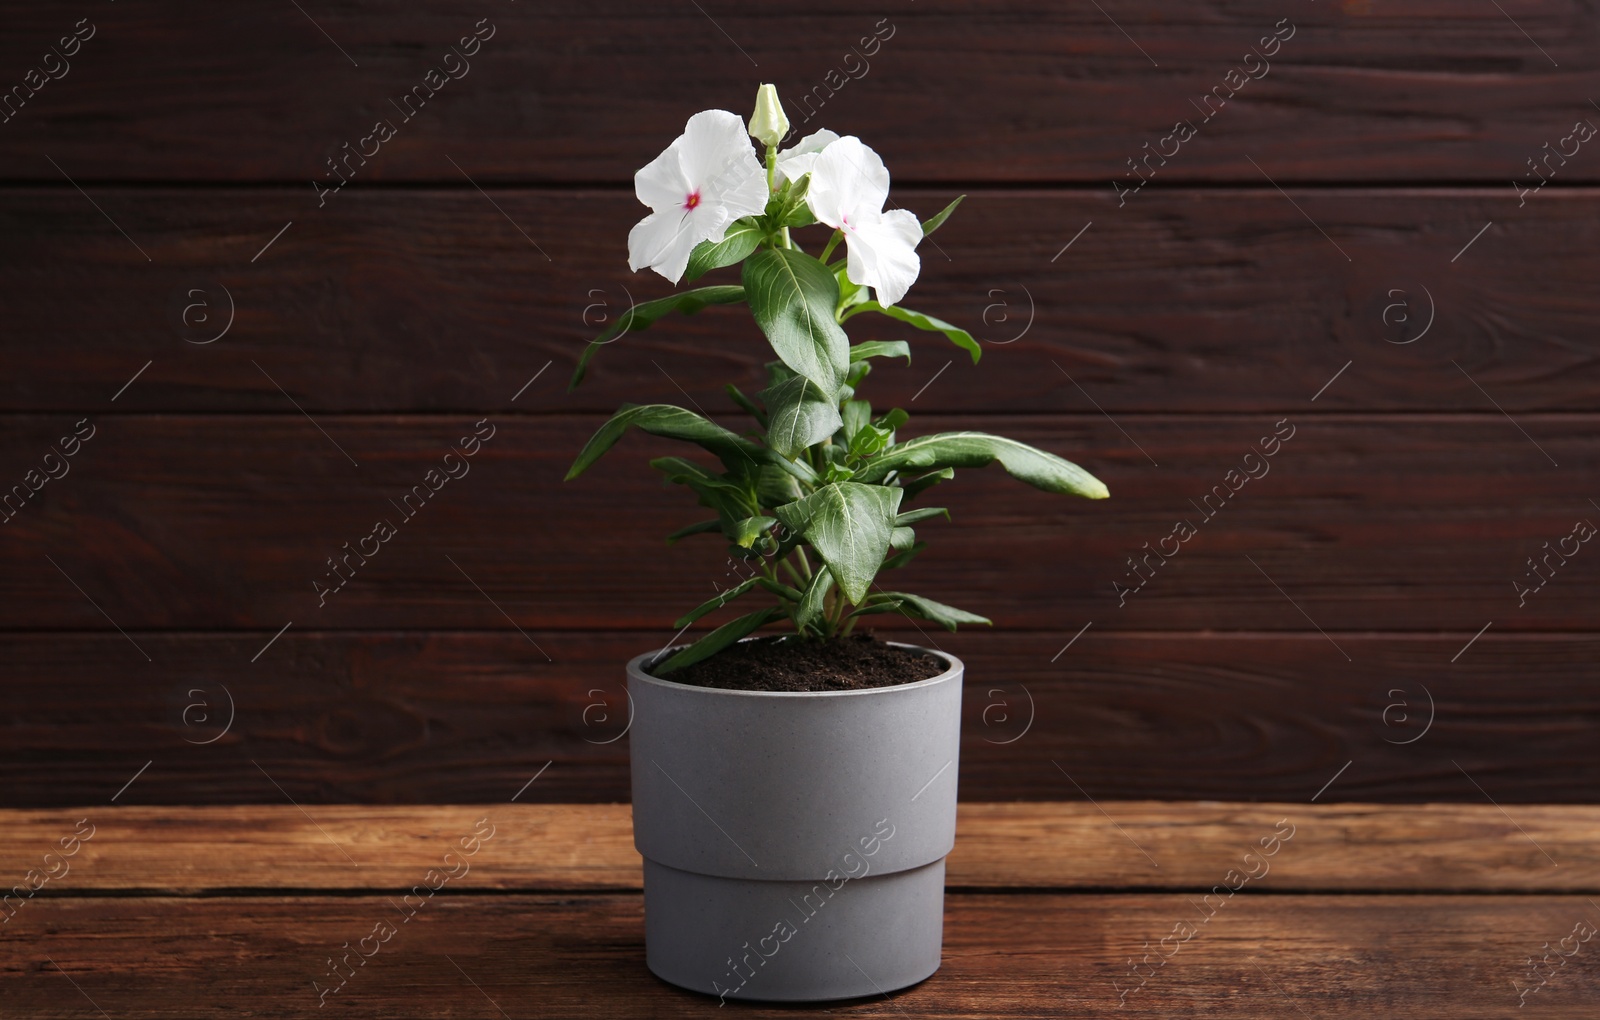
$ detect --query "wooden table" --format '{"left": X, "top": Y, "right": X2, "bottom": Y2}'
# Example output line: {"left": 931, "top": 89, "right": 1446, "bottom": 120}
{"left": 3, "top": 802, "right": 1598, "bottom": 1017}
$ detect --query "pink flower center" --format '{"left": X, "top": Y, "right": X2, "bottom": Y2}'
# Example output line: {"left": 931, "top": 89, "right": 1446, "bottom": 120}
{"left": 683, "top": 191, "right": 701, "bottom": 211}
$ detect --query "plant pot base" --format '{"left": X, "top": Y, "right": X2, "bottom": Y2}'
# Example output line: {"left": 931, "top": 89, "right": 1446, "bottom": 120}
{"left": 643, "top": 857, "right": 945, "bottom": 1002}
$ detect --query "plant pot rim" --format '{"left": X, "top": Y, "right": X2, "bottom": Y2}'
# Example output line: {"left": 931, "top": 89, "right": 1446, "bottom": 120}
{"left": 627, "top": 638, "right": 962, "bottom": 700}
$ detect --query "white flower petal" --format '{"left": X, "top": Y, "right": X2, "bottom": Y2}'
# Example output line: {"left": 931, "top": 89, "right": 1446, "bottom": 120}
{"left": 695, "top": 203, "right": 737, "bottom": 248}
{"left": 845, "top": 208, "right": 922, "bottom": 307}
{"left": 634, "top": 138, "right": 688, "bottom": 212}
{"left": 775, "top": 128, "right": 840, "bottom": 183}
{"left": 628, "top": 207, "right": 712, "bottom": 283}
{"left": 775, "top": 151, "right": 822, "bottom": 184}
{"left": 784, "top": 128, "right": 840, "bottom": 158}
{"left": 806, "top": 136, "right": 890, "bottom": 230}
{"left": 677, "top": 109, "right": 766, "bottom": 217}
{"left": 702, "top": 155, "right": 769, "bottom": 223}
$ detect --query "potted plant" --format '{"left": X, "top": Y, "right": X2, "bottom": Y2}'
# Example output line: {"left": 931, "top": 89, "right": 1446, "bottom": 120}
{"left": 566, "top": 85, "right": 1108, "bottom": 1003}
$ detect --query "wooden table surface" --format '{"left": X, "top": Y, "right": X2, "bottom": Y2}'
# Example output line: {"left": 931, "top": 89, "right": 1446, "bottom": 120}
{"left": 3, "top": 802, "right": 1598, "bottom": 1017}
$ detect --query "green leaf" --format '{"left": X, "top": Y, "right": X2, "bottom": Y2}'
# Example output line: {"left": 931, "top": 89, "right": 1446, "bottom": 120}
{"left": 764, "top": 358, "right": 797, "bottom": 389}
{"left": 759, "top": 376, "right": 843, "bottom": 459}
{"left": 684, "top": 222, "right": 764, "bottom": 282}
{"left": 900, "top": 467, "right": 953, "bottom": 500}
{"left": 650, "top": 455, "right": 753, "bottom": 496}
{"left": 834, "top": 263, "right": 871, "bottom": 316}
{"left": 771, "top": 482, "right": 903, "bottom": 605}
{"left": 875, "top": 408, "right": 909, "bottom": 433}
{"left": 856, "top": 432, "right": 1108, "bottom": 499}
{"left": 883, "top": 540, "right": 927, "bottom": 570}
{"left": 842, "top": 359, "right": 870, "bottom": 400}
{"left": 852, "top": 591, "right": 990, "bottom": 631}
{"left": 755, "top": 576, "right": 804, "bottom": 601}
{"left": 725, "top": 384, "right": 768, "bottom": 429}
{"left": 845, "top": 301, "right": 981, "bottom": 365}
{"left": 895, "top": 507, "right": 948, "bottom": 526}
{"left": 848, "top": 430, "right": 887, "bottom": 460}
{"left": 653, "top": 607, "right": 784, "bottom": 674}
{"left": 670, "top": 576, "right": 797, "bottom": 631}
{"left": 795, "top": 566, "right": 832, "bottom": 630}
{"left": 651, "top": 458, "right": 755, "bottom": 523}
{"left": 920, "top": 195, "right": 965, "bottom": 237}
{"left": 567, "top": 404, "right": 763, "bottom": 480}
{"left": 849, "top": 341, "right": 911, "bottom": 365}
{"left": 674, "top": 577, "right": 762, "bottom": 628}
{"left": 729, "top": 515, "right": 776, "bottom": 549}
{"left": 840, "top": 399, "right": 872, "bottom": 443}
{"left": 650, "top": 455, "right": 729, "bottom": 485}
{"left": 755, "top": 463, "right": 804, "bottom": 507}
{"left": 568, "top": 286, "right": 745, "bottom": 390}
{"left": 665, "top": 519, "right": 722, "bottom": 544}
{"left": 743, "top": 248, "right": 850, "bottom": 400}
{"left": 847, "top": 417, "right": 897, "bottom": 460}
{"left": 769, "top": 447, "right": 820, "bottom": 487}
{"left": 889, "top": 526, "right": 916, "bottom": 551}
{"left": 779, "top": 176, "right": 816, "bottom": 228}
{"left": 846, "top": 408, "right": 908, "bottom": 461}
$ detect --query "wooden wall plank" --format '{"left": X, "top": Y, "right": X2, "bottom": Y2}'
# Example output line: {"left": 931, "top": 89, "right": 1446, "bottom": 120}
{"left": 4, "top": 0, "right": 1598, "bottom": 812}
{"left": 4, "top": 802, "right": 1596, "bottom": 892}
{"left": 3, "top": 632, "right": 1595, "bottom": 805}
{"left": 4, "top": 189, "right": 1599, "bottom": 413}
{"left": 1, "top": 415, "right": 1596, "bottom": 632}
{"left": 1, "top": 3, "right": 1596, "bottom": 183}
{"left": 3, "top": 894, "right": 1598, "bottom": 1016}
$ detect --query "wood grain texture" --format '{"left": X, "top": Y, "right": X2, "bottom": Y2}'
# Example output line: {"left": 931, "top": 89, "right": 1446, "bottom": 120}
{"left": 3, "top": 631, "right": 1596, "bottom": 805}
{"left": 0, "top": 805, "right": 640, "bottom": 893}
{"left": 4, "top": 0, "right": 1599, "bottom": 813}
{"left": 2, "top": 415, "right": 1596, "bottom": 632}
{"left": 4, "top": 189, "right": 1599, "bottom": 413}
{"left": 4, "top": 802, "right": 1596, "bottom": 892}
{"left": 4, "top": 893, "right": 1599, "bottom": 1017}
{"left": 1, "top": 3, "right": 1597, "bottom": 183}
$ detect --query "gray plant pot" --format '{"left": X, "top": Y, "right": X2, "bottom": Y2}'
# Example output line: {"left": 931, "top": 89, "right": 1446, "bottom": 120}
{"left": 627, "top": 641, "right": 963, "bottom": 1003}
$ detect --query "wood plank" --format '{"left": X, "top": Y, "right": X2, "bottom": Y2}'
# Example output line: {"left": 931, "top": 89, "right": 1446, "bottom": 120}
{"left": 947, "top": 802, "right": 1600, "bottom": 891}
{"left": 1, "top": 3, "right": 1596, "bottom": 183}
{"left": 3, "top": 631, "right": 1597, "bottom": 805}
{"left": 0, "top": 805, "right": 640, "bottom": 894}
{"left": 2, "top": 415, "right": 1597, "bottom": 632}
{"left": 5, "top": 189, "right": 1599, "bottom": 413}
{"left": 3, "top": 893, "right": 1599, "bottom": 1016}
{"left": 3, "top": 802, "right": 1596, "bottom": 893}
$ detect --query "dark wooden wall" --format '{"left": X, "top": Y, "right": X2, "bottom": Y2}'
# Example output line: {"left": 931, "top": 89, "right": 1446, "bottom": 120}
{"left": 3, "top": 1, "right": 1597, "bottom": 805}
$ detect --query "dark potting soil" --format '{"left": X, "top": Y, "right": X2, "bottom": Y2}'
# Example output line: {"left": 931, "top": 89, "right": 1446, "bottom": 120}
{"left": 651, "top": 632, "right": 946, "bottom": 692}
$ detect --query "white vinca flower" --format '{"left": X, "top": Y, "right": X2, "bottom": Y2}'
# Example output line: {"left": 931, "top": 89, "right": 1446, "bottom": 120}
{"left": 804, "top": 135, "right": 922, "bottom": 307}
{"left": 628, "top": 109, "right": 768, "bottom": 283}
{"left": 774, "top": 128, "right": 840, "bottom": 184}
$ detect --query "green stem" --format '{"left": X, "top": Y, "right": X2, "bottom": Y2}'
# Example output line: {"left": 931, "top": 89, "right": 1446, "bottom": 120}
{"left": 818, "top": 229, "right": 844, "bottom": 263}
{"left": 765, "top": 145, "right": 776, "bottom": 193}
{"left": 828, "top": 589, "right": 850, "bottom": 632}
{"left": 781, "top": 226, "right": 792, "bottom": 249}
{"left": 795, "top": 546, "right": 814, "bottom": 581}
{"left": 780, "top": 558, "right": 804, "bottom": 588}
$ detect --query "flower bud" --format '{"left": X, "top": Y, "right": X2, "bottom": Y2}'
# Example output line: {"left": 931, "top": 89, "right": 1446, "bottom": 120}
{"left": 747, "top": 84, "right": 790, "bottom": 148}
